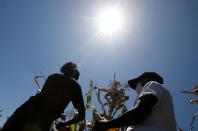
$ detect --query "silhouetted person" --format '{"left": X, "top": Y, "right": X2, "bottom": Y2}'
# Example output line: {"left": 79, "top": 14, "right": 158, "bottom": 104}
{"left": 93, "top": 72, "right": 177, "bottom": 131}
{"left": 1, "top": 62, "right": 85, "bottom": 131}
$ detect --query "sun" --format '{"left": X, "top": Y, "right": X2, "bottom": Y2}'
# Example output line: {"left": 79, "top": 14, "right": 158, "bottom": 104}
{"left": 96, "top": 7, "right": 125, "bottom": 35}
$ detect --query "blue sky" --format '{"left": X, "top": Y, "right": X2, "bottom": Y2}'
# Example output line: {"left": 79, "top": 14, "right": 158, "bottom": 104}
{"left": 0, "top": 0, "right": 198, "bottom": 130}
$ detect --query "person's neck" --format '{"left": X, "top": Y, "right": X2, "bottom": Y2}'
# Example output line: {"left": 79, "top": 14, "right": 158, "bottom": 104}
{"left": 135, "top": 83, "right": 143, "bottom": 95}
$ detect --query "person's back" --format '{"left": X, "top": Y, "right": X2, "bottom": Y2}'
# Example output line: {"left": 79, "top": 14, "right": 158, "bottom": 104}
{"left": 33, "top": 73, "right": 83, "bottom": 130}
{"left": 37, "top": 74, "right": 78, "bottom": 120}
{"left": 134, "top": 81, "right": 177, "bottom": 131}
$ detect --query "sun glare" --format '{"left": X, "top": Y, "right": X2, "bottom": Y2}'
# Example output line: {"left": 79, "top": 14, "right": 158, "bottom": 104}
{"left": 96, "top": 7, "right": 125, "bottom": 35}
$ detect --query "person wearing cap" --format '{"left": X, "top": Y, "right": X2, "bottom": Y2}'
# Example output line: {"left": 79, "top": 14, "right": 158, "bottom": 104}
{"left": 1, "top": 62, "right": 85, "bottom": 131}
{"left": 93, "top": 72, "right": 177, "bottom": 131}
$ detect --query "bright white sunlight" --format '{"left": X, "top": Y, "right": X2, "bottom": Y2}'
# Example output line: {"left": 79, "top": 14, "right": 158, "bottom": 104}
{"left": 96, "top": 7, "right": 125, "bottom": 36}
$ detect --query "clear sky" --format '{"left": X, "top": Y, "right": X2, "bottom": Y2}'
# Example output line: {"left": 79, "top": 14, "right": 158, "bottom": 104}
{"left": 0, "top": 0, "right": 198, "bottom": 130}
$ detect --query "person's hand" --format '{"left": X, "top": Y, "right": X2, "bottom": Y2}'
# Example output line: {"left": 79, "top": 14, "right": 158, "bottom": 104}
{"left": 56, "top": 121, "right": 66, "bottom": 130}
{"left": 93, "top": 120, "right": 108, "bottom": 131}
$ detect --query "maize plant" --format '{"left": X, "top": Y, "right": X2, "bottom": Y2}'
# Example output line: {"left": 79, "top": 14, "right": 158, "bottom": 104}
{"left": 34, "top": 75, "right": 46, "bottom": 93}
{"left": 50, "top": 109, "right": 89, "bottom": 131}
{"left": 85, "top": 74, "right": 130, "bottom": 131}
{"left": 180, "top": 85, "right": 198, "bottom": 131}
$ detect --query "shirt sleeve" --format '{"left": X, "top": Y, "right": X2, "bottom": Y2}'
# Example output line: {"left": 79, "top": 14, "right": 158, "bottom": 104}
{"left": 139, "top": 81, "right": 165, "bottom": 100}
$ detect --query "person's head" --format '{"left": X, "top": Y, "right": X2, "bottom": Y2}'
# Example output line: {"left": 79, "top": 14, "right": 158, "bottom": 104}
{"left": 60, "top": 62, "right": 80, "bottom": 80}
{"left": 128, "top": 72, "right": 164, "bottom": 90}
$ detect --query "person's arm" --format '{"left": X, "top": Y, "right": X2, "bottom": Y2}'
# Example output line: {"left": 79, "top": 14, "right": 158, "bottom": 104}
{"left": 93, "top": 94, "right": 158, "bottom": 131}
{"left": 63, "top": 81, "right": 85, "bottom": 126}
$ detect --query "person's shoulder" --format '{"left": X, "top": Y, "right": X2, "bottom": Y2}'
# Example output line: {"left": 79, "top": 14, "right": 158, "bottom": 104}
{"left": 145, "top": 81, "right": 164, "bottom": 89}
{"left": 49, "top": 73, "right": 62, "bottom": 77}
{"left": 47, "top": 73, "right": 63, "bottom": 80}
{"left": 69, "top": 78, "right": 81, "bottom": 87}
{"left": 58, "top": 76, "right": 80, "bottom": 86}
{"left": 140, "top": 81, "right": 165, "bottom": 100}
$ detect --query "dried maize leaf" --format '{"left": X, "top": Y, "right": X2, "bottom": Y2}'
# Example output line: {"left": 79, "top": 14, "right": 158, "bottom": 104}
{"left": 190, "top": 111, "right": 198, "bottom": 130}
{"left": 70, "top": 124, "right": 77, "bottom": 131}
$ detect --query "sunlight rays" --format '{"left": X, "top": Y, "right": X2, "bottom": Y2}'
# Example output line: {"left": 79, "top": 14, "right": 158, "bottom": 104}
{"left": 96, "top": 7, "right": 124, "bottom": 36}
{"left": 78, "top": 3, "right": 128, "bottom": 68}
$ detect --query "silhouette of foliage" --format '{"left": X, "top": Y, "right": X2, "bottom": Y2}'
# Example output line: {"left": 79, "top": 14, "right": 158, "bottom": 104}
{"left": 34, "top": 75, "right": 46, "bottom": 93}
{"left": 180, "top": 84, "right": 198, "bottom": 131}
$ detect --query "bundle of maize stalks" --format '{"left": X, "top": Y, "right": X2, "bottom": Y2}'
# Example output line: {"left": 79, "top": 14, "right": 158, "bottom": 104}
{"left": 85, "top": 74, "right": 130, "bottom": 131}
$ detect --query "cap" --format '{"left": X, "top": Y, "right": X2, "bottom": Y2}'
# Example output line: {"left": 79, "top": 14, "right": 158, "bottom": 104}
{"left": 128, "top": 72, "right": 163, "bottom": 89}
